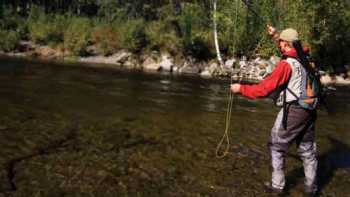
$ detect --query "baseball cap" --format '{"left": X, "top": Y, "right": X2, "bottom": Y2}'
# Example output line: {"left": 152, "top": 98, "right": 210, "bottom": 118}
{"left": 279, "top": 28, "right": 299, "bottom": 42}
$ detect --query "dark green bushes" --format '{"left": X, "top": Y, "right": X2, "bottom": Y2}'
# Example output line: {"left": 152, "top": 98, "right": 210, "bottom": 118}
{"left": 118, "top": 19, "right": 148, "bottom": 53}
{"left": 91, "top": 25, "right": 120, "bottom": 56}
{"left": 27, "top": 7, "right": 66, "bottom": 46}
{"left": 145, "top": 21, "right": 182, "bottom": 53}
{"left": 91, "top": 20, "right": 148, "bottom": 55}
{"left": 177, "top": 3, "right": 214, "bottom": 59}
{"left": 0, "top": 8, "right": 25, "bottom": 51}
{"left": 0, "top": 30, "right": 20, "bottom": 52}
{"left": 64, "top": 18, "right": 91, "bottom": 56}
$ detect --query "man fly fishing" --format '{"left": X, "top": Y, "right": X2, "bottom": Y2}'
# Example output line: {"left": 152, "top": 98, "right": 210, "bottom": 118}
{"left": 231, "top": 25, "right": 319, "bottom": 195}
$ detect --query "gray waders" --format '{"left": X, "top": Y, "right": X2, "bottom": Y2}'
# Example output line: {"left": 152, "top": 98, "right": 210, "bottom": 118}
{"left": 268, "top": 103, "right": 317, "bottom": 192}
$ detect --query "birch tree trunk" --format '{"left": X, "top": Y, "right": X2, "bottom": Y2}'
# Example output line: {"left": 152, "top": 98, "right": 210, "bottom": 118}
{"left": 213, "top": 0, "right": 224, "bottom": 66}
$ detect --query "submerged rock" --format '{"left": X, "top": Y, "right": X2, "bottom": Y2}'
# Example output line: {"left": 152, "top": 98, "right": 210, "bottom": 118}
{"left": 179, "top": 61, "right": 200, "bottom": 74}
{"left": 159, "top": 54, "right": 174, "bottom": 72}
{"left": 35, "top": 46, "right": 57, "bottom": 58}
{"left": 86, "top": 45, "right": 98, "bottom": 56}
{"left": 321, "top": 74, "right": 350, "bottom": 85}
{"left": 115, "top": 51, "right": 132, "bottom": 65}
{"left": 79, "top": 54, "right": 120, "bottom": 65}
{"left": 239, "top": 56, "right": 248, "bottom": 68}
{"left": 172, "top": 66, "right": 179, "bottom": 72}
{"left": 200, "top": 70, "right": 212, "bottom": 78}
{"left": 225, "top": 58, "right": 236, "bottom": 69}
{"left": 143, "top": 57, "right": 161, "bottom": 71}
{"left": 18, "top": 41, "right": 35, "bottom": 52}
{"left": 124, "top": 58, "right": 139, "bottom": 69}
{"left": 206, "top": 62, "right": 221, "bottom": 76}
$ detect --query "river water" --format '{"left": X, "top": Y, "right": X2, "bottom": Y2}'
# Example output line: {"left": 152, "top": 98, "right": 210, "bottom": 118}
{"left": 0, "top": 56, "right": 349, "bottom": 196}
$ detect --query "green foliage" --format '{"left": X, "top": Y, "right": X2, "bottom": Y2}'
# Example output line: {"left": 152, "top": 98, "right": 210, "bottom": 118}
{"left": 0, "top": 4, "right": 3, "bottom": 18}
{"left": 177, "top": 3, "right": 213, "bottom": 59}
{"left": 91, "top": 24, "right": 120, "bottom": 56}
{"left": 27, "top": 7, "right": 67, "bottom": 45}
{"left": 91, "top": 18, "right": 149, "bottom": 56}
{"left": 64, "top": 17, "right": 91, "bottom": 56}
{"left": 186, "top": 34, "right": 214, "bottom": 60}
{"left": 255, "top": 35, "right": 279, "bottom": 58}
{"left": 0, "top": 7, "right": 28, "bottom": 40}
{"left": 309, "top": 0, "right": 350, "bottom": 70}
{"left": 145, "top": 21, "right": 182, "bottom": 54}
{"left": 97, "top": 0, "right": 127, "bottom": 23}
{"left": 0, "top": 0, "right": 349, "bottom": 69}
{"left": 117, "top": 19, "right": 148, "bottom": 53}
{"left": 144, "top": 4, "right": 183, "bottom": 53}
{"left": 0, "top": 30, "right": 20, "bottom": 52}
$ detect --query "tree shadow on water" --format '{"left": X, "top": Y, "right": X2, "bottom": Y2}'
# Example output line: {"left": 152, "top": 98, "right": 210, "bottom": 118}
{"left": 285, "top": 136, "right": 350, "bottom": 196}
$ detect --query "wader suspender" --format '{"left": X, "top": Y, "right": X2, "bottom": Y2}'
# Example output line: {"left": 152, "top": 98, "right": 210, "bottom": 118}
{"left": 282, "top": 89, "right": 298, "bottom": 130}
{"left": 281, "top": 56, "right": 301, "bottom": 130}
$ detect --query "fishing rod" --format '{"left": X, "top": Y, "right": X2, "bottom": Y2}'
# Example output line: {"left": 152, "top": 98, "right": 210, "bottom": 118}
{"left": 240, "top": 0, "right": 268, "bottom": 24}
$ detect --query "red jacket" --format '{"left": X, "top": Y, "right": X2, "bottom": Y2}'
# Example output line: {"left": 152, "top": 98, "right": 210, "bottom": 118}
{"left": 240, "top": 49, "right": 299, "bottom": 99}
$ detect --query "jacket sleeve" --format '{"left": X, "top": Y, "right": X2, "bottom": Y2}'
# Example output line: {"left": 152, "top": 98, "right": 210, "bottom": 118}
{"left": 239, "top": 61, "right": 292, "bottom": 99}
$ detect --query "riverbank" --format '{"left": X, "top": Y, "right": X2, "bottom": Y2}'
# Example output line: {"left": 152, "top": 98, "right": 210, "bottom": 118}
{"left": 1, "top": 41, "right": 350, "bottom": 85}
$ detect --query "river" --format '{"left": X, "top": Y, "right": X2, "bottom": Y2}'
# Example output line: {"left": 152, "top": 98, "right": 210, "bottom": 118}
{"left": 0, "top": 56, "right": 349, "bottom": 196}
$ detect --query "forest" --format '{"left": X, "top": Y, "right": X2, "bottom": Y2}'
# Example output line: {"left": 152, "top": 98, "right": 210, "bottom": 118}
{"left": 0, "top": 0, "right": 349, "bottom": 72}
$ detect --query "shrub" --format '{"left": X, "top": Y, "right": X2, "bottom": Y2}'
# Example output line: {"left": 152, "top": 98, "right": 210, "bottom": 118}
{"left": 97, "top": 1, "right": 127, "bottom": 23}
{"left": 0, "top": 8, "right": 28, "bottom": 40}
{"left": 185, "top": 34, "right": 214, "bottom": 60}
{"left": 255, "top": 34, "right": 279, "bottom": 59}
{"left": 64, "top": 17, "right": 92, "bottom": 56}
{"left": 91, "top": 19, "right": 148, "bottom": 55}
{"left": 145, "top": 21, "right": 182, "bottom": 53}
{"left": 16, "top": 20, "right": 29, "bottom": 40}
{"left": 117, "top": 19, "right": 148, "bottom": 53}
{"left": 0, "top": 30, "right": 20, "bottom": 52}
{"left": 91, "top": 25, "right": 120, "bottom": 56}
{"left": 27, "top": 7, "right": 66, "bottom": 45}
{"left": 177, "top": 3, "right": 213, "bottom": 59}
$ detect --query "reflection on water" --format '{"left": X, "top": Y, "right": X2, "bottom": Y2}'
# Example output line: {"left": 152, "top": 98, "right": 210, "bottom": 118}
{"left": 0, "top": 56, "right": 349, "bottom": 196}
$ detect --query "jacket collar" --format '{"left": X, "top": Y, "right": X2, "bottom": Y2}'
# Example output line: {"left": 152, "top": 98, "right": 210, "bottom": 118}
{"left": 283, "top": 48, "right": 298, "bottom": 58}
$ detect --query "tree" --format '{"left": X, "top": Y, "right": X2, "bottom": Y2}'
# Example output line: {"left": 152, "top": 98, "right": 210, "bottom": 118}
{"left": 213, "top": 0, "right": 223, "bottom": 65}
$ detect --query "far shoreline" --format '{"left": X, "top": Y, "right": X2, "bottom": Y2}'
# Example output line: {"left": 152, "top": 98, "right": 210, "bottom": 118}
{"left": 1, "top": 47, "right": 350, "bottom": 86}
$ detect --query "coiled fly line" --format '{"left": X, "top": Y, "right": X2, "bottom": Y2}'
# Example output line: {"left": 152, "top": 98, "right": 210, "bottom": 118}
{"left": 213, "top": 0, "right": 240, "bottom": 158}
{"left": 214, "top": 0, "right": 268, "bottom": 158}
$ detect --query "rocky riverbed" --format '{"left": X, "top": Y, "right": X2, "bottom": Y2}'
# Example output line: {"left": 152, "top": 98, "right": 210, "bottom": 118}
{"left": 1, "top": 56, "right": 350, "bottom": 196}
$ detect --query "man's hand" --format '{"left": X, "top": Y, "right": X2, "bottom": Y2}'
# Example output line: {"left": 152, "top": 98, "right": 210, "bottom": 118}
{"left": 230, "top": 83, "right": 241, "bottom": 94}
{"left": 267, "top": 24, "right": 276, "bottom": 36}
{"left": 267, "top": 24, "right": 279, "bottom": 41}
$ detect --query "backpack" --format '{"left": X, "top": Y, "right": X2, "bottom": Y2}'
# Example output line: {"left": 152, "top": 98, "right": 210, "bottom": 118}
{"left": 272, "top": 56, "right": 321, "bottom": 110}
{"left": 286, "top": 62, "right": 321, "bottom": 110}
{"left": 276, "top": 41, "right": 322, "bottom": 129}
{"left": 288, "top": 40, "right": 322, "bottom": 110}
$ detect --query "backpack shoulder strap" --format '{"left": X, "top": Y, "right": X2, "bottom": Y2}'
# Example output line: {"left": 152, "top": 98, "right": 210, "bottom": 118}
{"left": 286, "top": 87, "right": 299, "bottom": 100}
